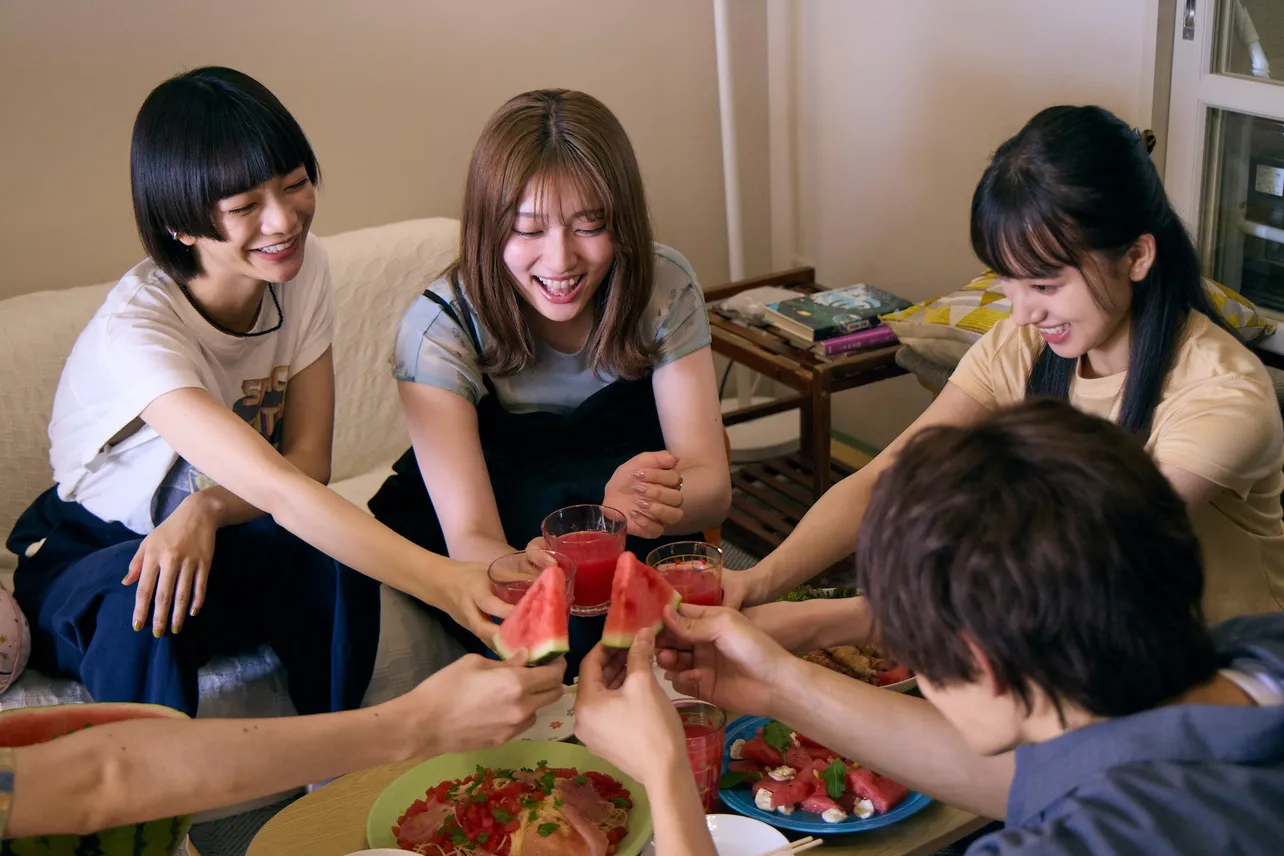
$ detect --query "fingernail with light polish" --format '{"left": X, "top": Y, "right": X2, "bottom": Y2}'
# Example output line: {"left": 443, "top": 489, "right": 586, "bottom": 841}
{"left": 631, "top": 471, "right": 646, "bottom": 479}
{"left": 636, "top": 498, "right": 652, "bottom": 509}
{"left": 632, "top": 484, "right": 648, "bottom": 495}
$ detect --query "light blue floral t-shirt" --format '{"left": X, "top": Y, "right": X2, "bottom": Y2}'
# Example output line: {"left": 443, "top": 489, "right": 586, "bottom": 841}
{"left": 391, "top": 244, "right": 711, "bottom": 415}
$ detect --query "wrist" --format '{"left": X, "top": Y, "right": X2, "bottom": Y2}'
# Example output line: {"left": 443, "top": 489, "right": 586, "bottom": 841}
{"left": 762, "top": 654, "right": 807, "bottom": 722}
{"left": 812, "top": 597, "right": 872, "bottom": 649}
{"left": 641, "top": 742, "right": 691, "bottom": 791}
{"left": 180, "top": 490, "right": 226, "bottom": 528}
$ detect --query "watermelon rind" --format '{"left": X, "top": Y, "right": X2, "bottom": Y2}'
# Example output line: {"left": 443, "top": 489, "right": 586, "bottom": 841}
{"left": 601, "top": 553, "right": 684, "bottom": 649}
{"left": 0, "top": 703, "right": 192, "bottom": 855}
{"left": 494, "top": 565, "right": 570, "bottom": 666}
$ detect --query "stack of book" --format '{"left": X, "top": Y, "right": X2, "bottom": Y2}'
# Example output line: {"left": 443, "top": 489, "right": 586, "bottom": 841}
{"left": 762, "top": 283, "right": 912, "bottom": 358}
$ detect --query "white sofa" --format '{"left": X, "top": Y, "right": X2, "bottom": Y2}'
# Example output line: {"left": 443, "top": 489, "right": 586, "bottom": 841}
{"left": 0, "top": 217, "right": 467, "bottom": 716}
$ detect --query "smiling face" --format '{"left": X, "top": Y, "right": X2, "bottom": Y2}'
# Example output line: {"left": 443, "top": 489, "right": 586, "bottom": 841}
{"left": 502, "top": 177, "right": 615, "bottom": 327}
{"left": 179, "top": 165, "right": 316, "bottom": 288}
{"left": 1000, "top": 246, "right": 1151, "bottom": 377}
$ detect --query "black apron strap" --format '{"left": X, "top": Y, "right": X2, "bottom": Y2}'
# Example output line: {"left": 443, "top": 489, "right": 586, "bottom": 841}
{"left": 423, "top": 278, "right": 496, "bottom": 397}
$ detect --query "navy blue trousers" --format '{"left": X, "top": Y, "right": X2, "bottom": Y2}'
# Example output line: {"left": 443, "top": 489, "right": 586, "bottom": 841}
{"left": 11, "top": 498, "right": 380, "bottom": 717}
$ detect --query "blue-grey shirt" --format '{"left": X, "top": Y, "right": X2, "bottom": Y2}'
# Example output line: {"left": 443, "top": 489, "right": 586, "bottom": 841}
{"left": 970, "top": 613, "right": 1284, "bottom": 855}
{"left": 392, "top": 244, "right": 710, "bottom": 414}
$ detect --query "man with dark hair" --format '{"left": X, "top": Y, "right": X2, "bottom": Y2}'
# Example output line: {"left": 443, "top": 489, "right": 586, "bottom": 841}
{"left": 607, "top": 399, "right": 1284, "bottom": 855}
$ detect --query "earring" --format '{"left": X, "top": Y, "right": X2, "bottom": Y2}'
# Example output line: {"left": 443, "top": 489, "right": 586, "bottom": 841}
{"left": 170, "top": 231, "right": 178, "bottom": 240}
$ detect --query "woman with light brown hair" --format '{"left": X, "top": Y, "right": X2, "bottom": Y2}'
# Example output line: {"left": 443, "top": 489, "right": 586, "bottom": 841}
{"left": 369, "top": 89, "right": 731, "bottom": 676}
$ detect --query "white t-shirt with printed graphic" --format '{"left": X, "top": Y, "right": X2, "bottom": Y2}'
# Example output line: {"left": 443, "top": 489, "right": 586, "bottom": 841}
{"left": 48, "top": 233, "right": 334, "bottom": 535}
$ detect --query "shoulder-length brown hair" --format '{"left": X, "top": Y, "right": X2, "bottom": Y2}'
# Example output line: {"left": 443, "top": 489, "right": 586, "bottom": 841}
{"left": 443, "top": 88, "right": 657, "bottom": 378}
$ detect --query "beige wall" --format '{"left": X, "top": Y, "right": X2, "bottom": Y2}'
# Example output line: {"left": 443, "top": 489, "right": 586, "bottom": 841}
{"left": 0, "top": 0, "right": 772, "bottom": 299}
{"left": 788, "top": 0, "right": 1162, "bottom": 447}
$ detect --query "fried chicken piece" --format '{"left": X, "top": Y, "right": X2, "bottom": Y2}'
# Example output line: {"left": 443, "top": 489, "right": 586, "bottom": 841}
{"left": 828, "top": 646, "right": 878, "bottom": 681}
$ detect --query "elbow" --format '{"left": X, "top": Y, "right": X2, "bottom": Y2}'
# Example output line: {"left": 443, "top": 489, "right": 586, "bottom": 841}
{"left": 65, "top": 758, "right": 137, "bottom": 835}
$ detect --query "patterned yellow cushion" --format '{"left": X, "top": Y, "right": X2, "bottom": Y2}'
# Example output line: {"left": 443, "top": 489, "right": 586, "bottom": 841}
{"left": 880, "top": 271, "right": 1276, "bottom": 367}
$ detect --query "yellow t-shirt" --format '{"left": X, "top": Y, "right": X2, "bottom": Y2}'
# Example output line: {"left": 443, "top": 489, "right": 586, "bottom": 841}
{"left": 950, "top": 312, "right": 1284, "bottom": 624}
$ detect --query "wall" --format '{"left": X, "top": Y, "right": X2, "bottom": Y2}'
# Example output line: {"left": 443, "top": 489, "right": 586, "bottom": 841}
{"left": 0, "top": 0, "right": 772, "bottom": 299}
{"left": 784, "top": 0, "right": 1162, "bottom": 447}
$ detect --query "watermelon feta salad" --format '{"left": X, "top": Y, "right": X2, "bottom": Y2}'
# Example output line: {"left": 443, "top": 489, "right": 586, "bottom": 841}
{"left": 722, "top": 721, "right": 911, "bottom": 823}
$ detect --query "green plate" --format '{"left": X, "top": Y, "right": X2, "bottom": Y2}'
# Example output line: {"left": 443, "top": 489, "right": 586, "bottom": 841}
{"left": 365, "top": 740, "right": 653, "bottom": 853}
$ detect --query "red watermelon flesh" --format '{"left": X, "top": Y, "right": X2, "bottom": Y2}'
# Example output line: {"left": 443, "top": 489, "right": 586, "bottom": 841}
{"left": 601, "top": 551, "right": 682, "bottom": 648}
{"left": 0, "top": 703, "right": 192, "bottom": 855}
{"left": 801, "top": 792, "right": 841, "bottom": 815}
{"left": 0, "top": 701, "right": 185, "bottom": 746}
{"left": 494, "top": 564, "right": 570, "bottom": 665}
{"left": 847, "top": 767, "right": 911, "bottom": 814}
{"left": 740, "top": 735, "right": 784, "bottom": 767}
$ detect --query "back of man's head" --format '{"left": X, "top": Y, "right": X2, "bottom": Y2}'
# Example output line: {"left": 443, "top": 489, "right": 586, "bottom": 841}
{"left": 859, "top": 398, "right": 1217, "bottom": 722}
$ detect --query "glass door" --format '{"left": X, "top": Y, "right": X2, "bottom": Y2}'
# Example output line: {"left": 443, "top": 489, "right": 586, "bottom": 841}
{"left": 1166, "top": 0, "right": 1284, "bottom": 353}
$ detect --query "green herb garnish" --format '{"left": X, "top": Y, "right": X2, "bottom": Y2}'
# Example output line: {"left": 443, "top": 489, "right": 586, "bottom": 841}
{"left": 763, "top": 721, "right": 793, "bottom": 755}
{"left": 719, "top": 771, "right": 752, "bottom": 789}
{"left": 537, "top": 822, "right": 559, "bottom": 837}
{"left": 823, "top": 759, "right": 848, "bottom": 799}
{"left": 611, "top": 796, "right": 631, "bottom": 808}
{"left": 491, "top": 807, "right": 514, "bottom": 824}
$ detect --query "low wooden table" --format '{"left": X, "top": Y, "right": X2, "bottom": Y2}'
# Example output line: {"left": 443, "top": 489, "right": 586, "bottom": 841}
{"left": 706, "top": 268, "right": 907, "bottom": 561}
{"left": 245, "top": 757, "right": 989, "bottom": 856}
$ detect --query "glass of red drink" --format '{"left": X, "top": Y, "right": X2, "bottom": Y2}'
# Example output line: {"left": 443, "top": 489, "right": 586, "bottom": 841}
{"left": 541, "top": 505, "right": 627, "bottom": 617}
{"left": 674, "top": 699, "right": 726, "bottom": 812}
{"left": 486, "top": 549, "right": 576, "bottom": 608}
{"left": 646, "top": 541, "right": 724, "bottom": 607}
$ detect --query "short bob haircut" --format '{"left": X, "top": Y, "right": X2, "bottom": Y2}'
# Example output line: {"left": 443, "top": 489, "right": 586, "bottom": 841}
{"left": 130, "top": 66, "right": 320, "bottom": 283}
{"left": 859, "top": 398, "right": 1217, "bottom": 722}
{"left": 445, "top": 88, "right": 656, "bottom": 379}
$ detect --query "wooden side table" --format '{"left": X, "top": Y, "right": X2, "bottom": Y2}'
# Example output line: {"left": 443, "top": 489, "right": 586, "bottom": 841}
{"left": 705, "top": 267, "right": 907, "bottom": 558}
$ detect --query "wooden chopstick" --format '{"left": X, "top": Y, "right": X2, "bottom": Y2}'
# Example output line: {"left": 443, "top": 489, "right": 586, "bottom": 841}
{"left": 759, "top": 835, "right": 823, "bottom": 856}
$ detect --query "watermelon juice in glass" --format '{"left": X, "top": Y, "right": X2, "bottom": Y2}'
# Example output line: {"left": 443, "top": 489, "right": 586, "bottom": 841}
{"left": 486, "top": 549, "right": 576, "bottom": 608}
{"left": 541, "top": 505, "right": 626, "bottom": 616}
{"left": 674, "top": 699, "right": 726, "bottom": 812}
{"left": 646, "top": 541, "right": 724, "bottom": 607}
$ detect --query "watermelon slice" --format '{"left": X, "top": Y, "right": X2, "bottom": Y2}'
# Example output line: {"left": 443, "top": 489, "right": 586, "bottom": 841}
{"left": 846, "top": 767, "right": 911, "bottom": 814}
{"left": 494, "top": 564, "right": 570, "bottom": 665}
{"left": 0, "top": 702, "right": 193, "bottom": 854}
{"left": 601, "top": 551, "right": 682, "bottom": 648}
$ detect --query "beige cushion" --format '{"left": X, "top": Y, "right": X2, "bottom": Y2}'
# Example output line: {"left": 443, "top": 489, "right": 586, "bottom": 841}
{"left": 880, "top": 271, "right": 1277, "bottom": 368}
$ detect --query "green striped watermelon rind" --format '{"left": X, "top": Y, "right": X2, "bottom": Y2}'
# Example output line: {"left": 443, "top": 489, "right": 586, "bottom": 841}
{"left": 0, "top": 702, "right": 193, "bottom": 855}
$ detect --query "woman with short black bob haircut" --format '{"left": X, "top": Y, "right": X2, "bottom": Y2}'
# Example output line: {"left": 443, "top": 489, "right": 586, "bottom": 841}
{"left": 727, "top": 105, "right": 1284, "bottom": 626}
{"left": 6, "top": 67, "right": 550, "bottom": 717}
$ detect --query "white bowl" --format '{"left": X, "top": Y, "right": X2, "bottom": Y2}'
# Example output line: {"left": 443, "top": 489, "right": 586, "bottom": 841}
{"left": 640, "top": 813, "right": 790, "bottom": 855}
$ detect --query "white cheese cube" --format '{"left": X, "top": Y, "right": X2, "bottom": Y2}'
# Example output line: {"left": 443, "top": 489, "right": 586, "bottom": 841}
{"left": 821, "top": 807, "right": 848, "bottom": 823}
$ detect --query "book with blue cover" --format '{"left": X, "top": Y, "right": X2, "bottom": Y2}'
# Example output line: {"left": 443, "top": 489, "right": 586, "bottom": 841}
{"left": 764, "top": 284, "right": 912, "bottom": 342}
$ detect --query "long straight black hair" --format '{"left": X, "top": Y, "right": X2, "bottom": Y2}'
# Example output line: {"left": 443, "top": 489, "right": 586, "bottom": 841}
{"left": 970, "top": 106, "right": 1223, "bottom": 436}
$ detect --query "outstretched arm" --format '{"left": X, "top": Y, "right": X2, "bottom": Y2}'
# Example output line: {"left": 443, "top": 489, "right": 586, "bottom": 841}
{"left": 729, "top": 383, "right": 990, "bottom": 607}
{"left": 140, "top": 386, "right": 509, "bottom": 641}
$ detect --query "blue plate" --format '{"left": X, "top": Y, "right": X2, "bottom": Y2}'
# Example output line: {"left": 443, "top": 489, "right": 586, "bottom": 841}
{"left": 719, "top": 716, "right": 933, "bottom": 835}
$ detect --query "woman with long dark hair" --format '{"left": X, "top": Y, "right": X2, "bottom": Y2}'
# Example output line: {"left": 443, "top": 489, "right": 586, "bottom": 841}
{"left": 726, "top": 105, "right": 1284, "bottom": 627}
